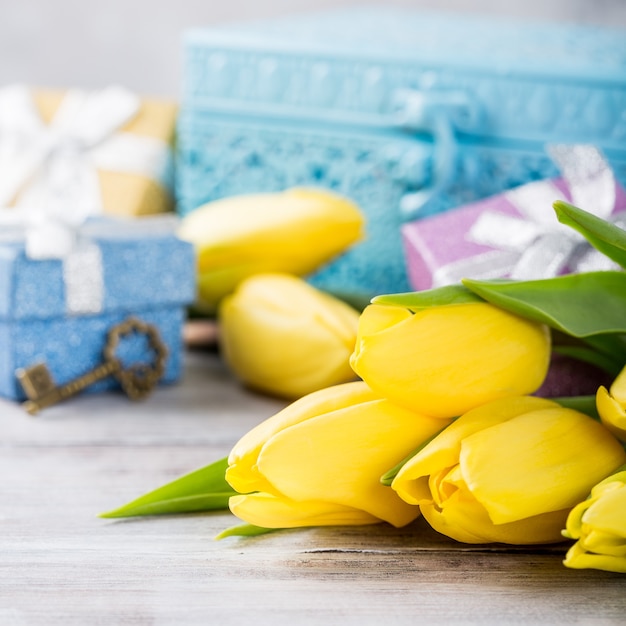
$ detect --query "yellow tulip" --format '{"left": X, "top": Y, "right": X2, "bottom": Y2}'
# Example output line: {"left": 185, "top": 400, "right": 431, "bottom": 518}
{"left": 350, "top": 303, "right": 550, "bottom": 419}
{"left": 218, "top": 273, "right": 360, "bottom": 399}
{"left": 391, "top": 396, "right": 626, "bottom": 544}
{"left": 596, "top": 365, "right": 626, "bottom": 443}
{"left": 226, "top": 381, "right": 451, "bottom": 529}
{"left": 563, "top": 466, "right": 626, "bottom": 573}
{"left": 177, "top": 188, "right": 365, "bottom": 312}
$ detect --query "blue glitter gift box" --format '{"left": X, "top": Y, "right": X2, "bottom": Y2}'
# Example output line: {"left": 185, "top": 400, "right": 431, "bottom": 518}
{"left": 0, "top": 219, "right": 196, "bottom": 401}
{"left": 178, "top": 6, "right": 626, "bottom": 301}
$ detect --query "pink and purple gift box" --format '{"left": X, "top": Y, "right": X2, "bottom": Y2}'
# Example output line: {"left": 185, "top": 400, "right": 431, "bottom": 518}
{"left": 402, "top": 170, "right": 626, "bottom": 292}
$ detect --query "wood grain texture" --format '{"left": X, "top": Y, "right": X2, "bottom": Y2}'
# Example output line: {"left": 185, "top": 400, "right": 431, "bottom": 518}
{"left": 1, "top": 351, "right": 624, "bottom": 625}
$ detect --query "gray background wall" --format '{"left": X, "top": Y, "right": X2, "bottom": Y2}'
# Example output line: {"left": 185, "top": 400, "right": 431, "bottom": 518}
{"left": 1, "top": 0, "right": 625, "bottom": 97}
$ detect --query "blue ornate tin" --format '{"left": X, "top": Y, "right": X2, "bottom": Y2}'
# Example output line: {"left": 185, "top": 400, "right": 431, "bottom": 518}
{"left": 178, "top": 6, "right": 626, "bottom": 300}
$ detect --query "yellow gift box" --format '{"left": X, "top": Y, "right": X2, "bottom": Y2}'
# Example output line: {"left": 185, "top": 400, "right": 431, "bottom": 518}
{"left": 1, "top": 85, "right": 177, "bottom": 217}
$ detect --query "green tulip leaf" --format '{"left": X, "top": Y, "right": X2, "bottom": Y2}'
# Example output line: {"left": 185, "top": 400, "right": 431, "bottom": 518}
{"left": 552, "top": 395, "right": 599, "bottom": 420}
{"left": 215, "top": 523, "right": 277, "bottom": 540}
{"left": 554, "top": 201, "right": 626, "bottom": 269}
{"left": 99, "top": 457, "right": 236, "bottom": 518}
{"left": 462, "top": 271, "right": 626, "bottom": 338}
{"left": 372, "top": 285, "right": 483, "bottom": 310}
{"left": 553, "top": 344, "right": 623, "bottom": 377}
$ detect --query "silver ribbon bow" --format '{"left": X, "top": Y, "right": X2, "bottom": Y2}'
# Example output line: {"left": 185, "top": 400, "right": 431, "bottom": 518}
{"left": 432, "top": 145, "right": 621, "bottom": 287}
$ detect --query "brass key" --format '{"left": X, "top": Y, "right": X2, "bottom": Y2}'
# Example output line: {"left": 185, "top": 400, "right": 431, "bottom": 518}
{"left": 16, "top": 317, "right": 168, "bottom": 415}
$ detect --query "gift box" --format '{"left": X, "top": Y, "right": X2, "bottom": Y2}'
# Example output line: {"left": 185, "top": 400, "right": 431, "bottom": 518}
{"left": 402, "top": 146, "right": 626, "bottom": 290}
{"left": 0, "top": 84, "right": 177, "bottom": 218}
{"left": 177, "top": 6, "right": 626, "bottom": 301}
{"left": 0, "top": 217, "right": 196, "bottom": 401}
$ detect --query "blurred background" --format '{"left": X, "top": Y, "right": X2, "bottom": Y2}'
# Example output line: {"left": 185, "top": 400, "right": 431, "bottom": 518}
{"left": 1, "top": 0, "right": 626, "bottom": 97}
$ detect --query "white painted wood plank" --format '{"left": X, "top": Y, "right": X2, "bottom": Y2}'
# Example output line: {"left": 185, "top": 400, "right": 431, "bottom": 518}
{"left": 0, "top": 351, "right": 286, "bottom": 447}
{"left": 1, "top": 351, "right": 625, "bottom": 625}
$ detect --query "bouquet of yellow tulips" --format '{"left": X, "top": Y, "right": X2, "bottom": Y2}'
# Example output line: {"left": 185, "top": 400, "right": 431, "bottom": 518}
{"left": 102, "top": 200, "right": 626, "bottom": 574}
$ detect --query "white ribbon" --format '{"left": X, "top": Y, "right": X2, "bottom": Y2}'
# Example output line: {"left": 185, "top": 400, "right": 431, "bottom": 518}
{"left": 432, "top": 145, "right": 620, "bottom": 287}
{"left": 0, "top": 84, "right": 173, "bottom": 220}
{"left": 0, "top": 210, "right": 180, "bottom": 315}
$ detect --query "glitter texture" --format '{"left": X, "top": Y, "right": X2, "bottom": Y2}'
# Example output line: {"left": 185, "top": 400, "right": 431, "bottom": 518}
{"left": 0, "top": 230, "right": 196, "bottom": 400}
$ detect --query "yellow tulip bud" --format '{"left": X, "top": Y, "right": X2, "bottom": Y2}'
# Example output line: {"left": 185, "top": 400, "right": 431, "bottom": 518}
{"left": 596, "top": 365, "right": 626, "bottom": 443}
{"left": 391, "top": 396, "right": 626, "bottom": 544}
{"left": 563, "top": 467, "right": 626, "bottom": 573}
{"left": 350, "top": 303, "right": 551, "bottom": 419}
{"left": 226, "top": 381, "right": 451, "bottom": 529}
{"left": 218, "top": 273, "right": 360, "bottom": 399}
{"left": 178, "top": 188, "right": 365, "bottom": 312}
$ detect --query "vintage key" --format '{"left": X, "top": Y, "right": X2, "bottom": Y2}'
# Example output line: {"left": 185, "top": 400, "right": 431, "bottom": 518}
{"left": 16, "top": 317, "right": 168, "bottom": 416}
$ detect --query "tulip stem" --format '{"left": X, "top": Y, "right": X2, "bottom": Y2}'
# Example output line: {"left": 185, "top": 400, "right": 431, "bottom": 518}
{"left": 380, "top": 422, "right": 455, "bottom": 486}
{"left": 552, "top": 395, "right": 599, "bottom": 420}
{"left": 552, "top": 348, "right": 621, "bottom": 378}
{"left": 215, "top": 523, "right": 277, "bottom": 540}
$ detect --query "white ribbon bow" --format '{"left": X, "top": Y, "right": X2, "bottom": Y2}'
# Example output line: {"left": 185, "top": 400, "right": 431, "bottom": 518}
{"left": 432, "top": 145, "right": 620, "bottom": 287}
{"left": 0, "top": 84, "right": 172, "bottom": 229}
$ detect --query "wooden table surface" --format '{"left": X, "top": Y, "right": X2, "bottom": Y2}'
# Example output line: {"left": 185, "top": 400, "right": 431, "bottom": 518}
{"left": 2, "top": 348, "right": 625, "bottom": 625}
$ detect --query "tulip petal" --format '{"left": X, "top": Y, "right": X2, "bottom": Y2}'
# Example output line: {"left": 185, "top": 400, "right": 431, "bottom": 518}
{"left": 597, "top": 386, "right": 626, "bottom": 443}
{"left": 255, "top": 398, "right": 447, "bottom": 527}
{"left": 459, "top": 408, "right": 626, "bottom": 524}
{"left": 191, "top": 190, "right": 364, "bottom": 273}
{"left": 582, "top": 530, "right": 626, "bottom": 557}
{"left": 179, "top": 188, "right": 364, "bottom": 310}
{"left": 563, "top": 499, "right": 589, "bottom": 540}
{"left": 579, "top": 485, "right": 626, "bottom": 540}
{"left": 420, "top": 489, "right": 569, "bottom": 544}
{"left": 226, "top": 382, "right": 378, "bottom": 494}
{"left": 353, "top": 303, "right": 413, "bottom": 342}
{"left": 392, "top": 396, "right": 558, "bottom": 505}
{"left": 229, "top": 493, "right": 380, "bottom": 528}
{"left": 219, "top": 274, "right": 360, "bottom": 399}
{"left": 351, "top": 303, "right": 550, "bottom": 419}
{"left": 563, "top": 474, "right": 626, "bottom": 572}
{"left": 564, "top": 541, "right": 626, "bottom": 573}
{"left": 225, "top": 273, "right": 359, "bottom": 346}
{"left": 609, "top": 365, "right": 626, "bottom": 404}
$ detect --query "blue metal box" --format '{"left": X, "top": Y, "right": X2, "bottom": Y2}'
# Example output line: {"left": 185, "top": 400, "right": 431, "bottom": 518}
{"left": 0, "top": 221, "right": 196, "bottom": 400}
{"left": 178, "top": 6, "right": 626, "bottom": 300}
